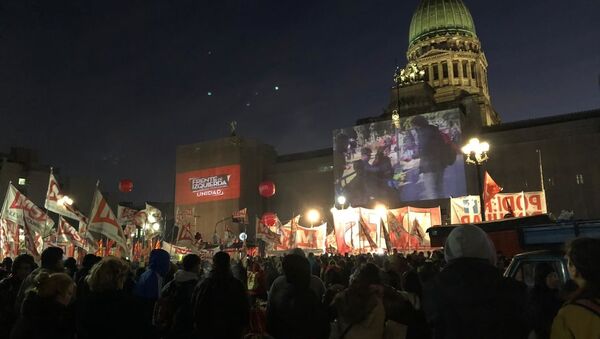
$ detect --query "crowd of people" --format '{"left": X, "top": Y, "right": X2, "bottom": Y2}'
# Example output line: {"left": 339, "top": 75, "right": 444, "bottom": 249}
{"left": 0, "top": 225, "right": 598, "bottom": 339}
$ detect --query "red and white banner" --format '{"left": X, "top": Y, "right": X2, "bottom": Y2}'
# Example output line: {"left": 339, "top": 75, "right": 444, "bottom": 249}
{"left": 450, "top": 191, "right": 548, "bottom": 223}
{"left": 2, "top": 184, "right": 54, "bottom": 235}
{"left": 162, "top": 241, "right": 193, "bottom": 255}
{"left": 88, "top": 190, "right": 128, "bottom": 253}
{"left": 255, "top": 216, "right": 280, "bottom": 244}
{"left": 176, "top": 222, "right": 195, "bottom": 246}
{"left": 272, "top": 218, "right": 326, "bottom": 252}
{"left": 57, "top": 217, "right": 85, "bottom": 249}
{"left": 79, "top": 221, "right": 99, "bottom": 253}
{"left": 23, "top": 222, "right": 43, "bottom": 258}
{"left": 117, "top": 205, "right": 138, "bottom": 227}
{"left": 332, "top": 206, "right": 441, "bottom": 253}
{"left": 45, "top": 173, "right": 88, "bottom": 223}
{"left": 331, "top": 207, "right": 361, "bottom": 254}
{"left": 232, "top": 208, "right": 248, "bottom": 224}
{"left": 294, "top": 224, "right": 327, "bottom": 251}
{"left": 0, "top": 219, "right": 19, "bottom": 258}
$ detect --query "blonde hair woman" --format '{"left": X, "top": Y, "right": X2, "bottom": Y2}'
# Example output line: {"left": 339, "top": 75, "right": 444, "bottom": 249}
{"left": 76, "top": 256, "right": 141, "bottom": 339}
{"left": 10, "top": 272, "right": 75, "bottom": 339}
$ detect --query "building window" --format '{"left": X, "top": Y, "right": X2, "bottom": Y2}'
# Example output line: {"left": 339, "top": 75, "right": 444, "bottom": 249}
{"left": 471, "top": 62, "right": 477, "bottom": 79}
{"left": 453, "top": 62, "right": 459, "bottom": 79}
{"left": 423, "top": 67, "right": 429, "bottom": 81}
{"left": 576, "top": 174, "right": 584, "bottom": 184}
{"left": 463, "top": 61, "right": 468, "bottom": 78}
{"left": 433, "top": 63, "right": 439, "bottom": 80}
{"left": 442, "top": 62, "right": 448, "bottom": 79}
{"left": 18, "top": 178, "right": 27, "bottom": 186}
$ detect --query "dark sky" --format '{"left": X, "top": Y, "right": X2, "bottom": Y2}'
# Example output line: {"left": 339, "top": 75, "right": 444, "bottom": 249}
{"left": 1, "top": 0, "right": 599, "bottom": 203}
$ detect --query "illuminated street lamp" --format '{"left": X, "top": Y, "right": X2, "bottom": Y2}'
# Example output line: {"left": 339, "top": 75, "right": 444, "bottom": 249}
{"left": 336, "top": 195, "right": 347, "bottom": 209}
{"left": 374, "top": 204, "right": 387, "bottom": 217}
{"left": 306, "top": 209, "right": 320, "bottom": 227}
{"left": 462, "top": 138, "right": 490, "bottom": 221}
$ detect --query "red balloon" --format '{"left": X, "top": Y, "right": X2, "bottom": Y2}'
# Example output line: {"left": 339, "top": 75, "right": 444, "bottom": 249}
{"left": 119, "top": 179, "right": 134, "bottom": 193}
{"left": 258, "top": 180, "right": 276, "bottom": 198}
{"left": 261, "top": 212, "right": 278, "bottom": 227}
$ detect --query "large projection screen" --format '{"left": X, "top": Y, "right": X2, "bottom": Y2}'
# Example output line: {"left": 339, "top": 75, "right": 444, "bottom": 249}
{"left": 333, "top": 109, "right": 466, "bottom": 207}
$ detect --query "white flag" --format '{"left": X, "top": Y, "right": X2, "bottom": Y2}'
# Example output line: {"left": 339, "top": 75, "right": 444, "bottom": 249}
{"left": 88, "top": 190, "right": 128, "bottom": 253}
{"left": 45, "top": 173, "right": 88, "bottom": 223}
{"left": 1, "top": 183, "right": 54, "bottom": 235}
{"left": 79, "top": 221, "right": 99, "bottom": 253}
{"left": 57, "top": 217, "right": 85, "bottom": 249}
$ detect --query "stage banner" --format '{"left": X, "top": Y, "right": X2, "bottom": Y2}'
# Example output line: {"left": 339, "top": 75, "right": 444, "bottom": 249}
{"left": 387, "top": 206, "right": 441, "bottom": 250}
{"left": 331, "top": 207, "right": 361, "bottom": 254}
{"left": 2, "top": 184, "right": 54, "bottom": 235}
{"left": 175, "top": 165, "right": 241, "bottom": 204}
{"left": 359, "top": 208, "right": 385, "bottom": 251}
{"left": 450, "top": 195, "right": 482, "bottom": 224}
{"left": 162, "top": 241, "right": 193, "bottom": 255}
{"left": 295, "top": 223, "right": 327, "bottom": 251}
{"left": 384, "top": 208, "right": 410, "bottom": 249}
{"left": 485, "top": 191, "right": 547, "bottom": 221}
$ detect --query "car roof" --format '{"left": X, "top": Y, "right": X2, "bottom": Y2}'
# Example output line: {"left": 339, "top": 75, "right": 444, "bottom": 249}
{"left": 513, "top": 250, "right": 565, "bottom": 259}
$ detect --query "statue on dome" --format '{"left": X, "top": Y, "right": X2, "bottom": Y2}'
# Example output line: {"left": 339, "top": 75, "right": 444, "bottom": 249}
{"left": 394, "top": 62, "right": 426, "bottom": 87}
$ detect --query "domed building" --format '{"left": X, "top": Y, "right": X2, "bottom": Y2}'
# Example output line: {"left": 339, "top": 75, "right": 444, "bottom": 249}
{"left": 382, "top": 0, "right": 500, "bottom": 127}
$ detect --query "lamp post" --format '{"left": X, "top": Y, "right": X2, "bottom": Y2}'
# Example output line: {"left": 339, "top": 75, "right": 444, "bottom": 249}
{"left": 461, "top": 138, "right": 490, "bottom": 221}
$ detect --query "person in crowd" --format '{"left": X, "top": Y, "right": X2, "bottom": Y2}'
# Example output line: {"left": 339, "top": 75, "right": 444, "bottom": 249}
{"left": 269, "top": 248, "right": 326, "bottom": 301}
{"left": 10, "top": 272, "right": 75, "bottom": 339}
{"left": 155, "top": 254, "right": 201, "bottom": 339}
{"left": 0, "top": 257, "right": 13, "bottom": 280}
{"left": 192, "top": 251, "right": 249, "bottom": 339}
{"left": 411, "top": 115, "right": 450, "bottom": 200}
{"left": 0, "top": 254, "right": 35, "bottom": 338}
{"left": 64, "top": 257, "right": 78, "bottom": 278}
{"left": 76, "top": 256, "right": 142, "bottom": 339}
{"left": 75, "top": 254, "right": 101, "bottom": 300}
{"left": 134, "top": 249, "right": 171, "bottom": 338}
{"left": 247, "top": 260, "right": 268, "bottom": 304}
{"left": 400, "top": 269, "right": 423, "bottom": 311}
{"left": 330, "top": 263, "right": 388, "bottom": 338}
{"left": 423, "top": 225, "right": 528, "bottom": 339}
{"left": 382, "top": 259, "right": 401, "bottom": 291}
{"left": 551, "top": 237, "right": 600, "bottom": 339}
{"left": 526, "top": 263, "right": 562, "bottom": 339}
{"left": 15, "top": 247, "right": 64, "bottom": 311}
{"left": 308, "top": 252, "right": 321, "bottom": 277}
{"left": 323, "top": 259, "right": 344, "bottom": 288}
{"left": 267, "top": 253, "right": 329, "bottom": 339}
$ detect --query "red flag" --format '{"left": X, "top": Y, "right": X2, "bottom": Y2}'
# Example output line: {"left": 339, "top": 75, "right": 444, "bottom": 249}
{"left": 483, "top": 171, "right": 502, "bottom": 205}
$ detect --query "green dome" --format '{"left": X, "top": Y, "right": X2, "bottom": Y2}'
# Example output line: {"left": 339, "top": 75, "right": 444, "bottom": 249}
{"left": 409, "top": 0, "right": 477, "bottom": 46}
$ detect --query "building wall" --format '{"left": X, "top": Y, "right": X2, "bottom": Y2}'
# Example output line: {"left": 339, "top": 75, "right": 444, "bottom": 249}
{"left": 175, "top": 137, "right": 276, "bottom": 240}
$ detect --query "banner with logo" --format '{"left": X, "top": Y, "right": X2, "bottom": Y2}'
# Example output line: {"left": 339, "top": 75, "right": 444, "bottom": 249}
{"left": 175, "top": 165, "right": 241, "bottom": 204}
{"left": 88, "top": 189, "right": 128, "bottom": 253}
{"left": 387, "top": 207, "right": 441, "bottom": 249}
{"left": 57, "top": 217, "right": 85, "bottom": 249}
{"left": 162, "top": 241, "right": 193, "bottom": 255}
{"left": 255, "top": 217, "right": 280, "bottom": 245}
{"left": 2, "top": 184, "right": 54, "bottom": 235}
{"left": 450, "top": 195, "right": 482, "bottom": 224}
{"left": 294, "top": 224, "right": 327, "bottom": 251}
{"left": 451, "top": 191, "right": 547, "bottom": 223}
{"left": 0, "top": 219, "right": 19, "bottom": 258}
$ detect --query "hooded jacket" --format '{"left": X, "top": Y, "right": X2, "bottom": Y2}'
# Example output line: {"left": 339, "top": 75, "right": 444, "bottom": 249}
{"left": 10, "top": 291, "right": 74, "bottom": 339}
{"left": 134, "top": 249, "right": 171, "bottom": 300}
{"left": 424, "top": 225, "right": 528, "bottom": 339}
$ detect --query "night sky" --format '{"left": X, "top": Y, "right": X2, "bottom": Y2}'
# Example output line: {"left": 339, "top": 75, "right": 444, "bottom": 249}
{"left": 1, "top": 0, "right": 599, "bottom": 203}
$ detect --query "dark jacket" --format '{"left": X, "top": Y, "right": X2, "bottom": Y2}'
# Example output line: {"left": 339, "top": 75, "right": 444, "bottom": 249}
{"left": 415, "top": 124, "right": 446, "bottom": 173}
{"left": 423, "top": 258, "right": 528, "bottom": 339}
{"left": 76, "top": 290, "right": 143, "bottom": 339}
{"left": 158, "top": 270, "right": 199, "bottom": 339}
{"left": 10, "top": 291, "right": 74, "bottom": 339}
{"left": 192, "top": 270, "right": 249, "bottom": 339}
{"left": 267, "top": 280, "right": 330, "bottom": 339}
{"left": 0, "top": 275, "right": 25, "bottom": 338}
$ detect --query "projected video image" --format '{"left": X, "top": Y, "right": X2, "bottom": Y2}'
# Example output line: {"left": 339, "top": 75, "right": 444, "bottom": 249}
{"left": 333, "top": 109, "right": 466, "bottom": 207}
